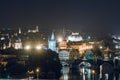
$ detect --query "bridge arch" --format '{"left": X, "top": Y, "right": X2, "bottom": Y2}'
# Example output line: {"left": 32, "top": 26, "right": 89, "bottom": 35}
{"left": 79, "top": 61, "right": 91, "bottom": 68}
{"left": 79, "top": 61, "right": 92, "bottom": 79}
{"left": 61, "top": 62, "right": 69, "bottom": 66}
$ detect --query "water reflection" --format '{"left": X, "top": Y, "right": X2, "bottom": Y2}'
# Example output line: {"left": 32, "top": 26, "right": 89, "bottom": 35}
{"left": 59, "top": 61, "right": 120, "bottom": 80}
{"left": 79, "top": 62, "right": 92, "bottom": 80}
{"left": 60, "top": 65, "right": 69, "bottom": 80}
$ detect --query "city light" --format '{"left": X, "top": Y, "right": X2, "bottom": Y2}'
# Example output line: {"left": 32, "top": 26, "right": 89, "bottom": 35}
{"left": 36, "top": 45, "right": 42, "bottom": 50}
{"left": 115, "top": 45, "right": 119, "bottom": 49}
{"left": 92, "top": 70, "right": 95, "bottom": 74}
{"left": 92, "top": 70, "right": 95, "bottom": 80}
{"left": 36, "top": 68, "right": 40, "bottom": 73}
{"left": 58, "top": 37, "right": 63, "bottom": 42}
{"left": 24, "top": 45, "right": 31, "bottom": 50}
{"left": 99, "top": 46, "right": 103, "bottom": 49}
{"left": 36, "top": 67, "right": 40, "bottom": 80}
{"left": 0, "top": 1, "right": 120, "bottom": 80}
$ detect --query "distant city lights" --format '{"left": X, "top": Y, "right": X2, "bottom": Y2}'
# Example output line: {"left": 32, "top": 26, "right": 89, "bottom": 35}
{"left": 36, "top": 45, "right": 42, "bottom": 50}
{"left": 58, "top": 37, "right": 63, "bottom": 42}
{"left": 24, "top": 45, "right": 31, "bottom": 50}
{"left": 99, "top": 46, "right": 103, "bottom": 49}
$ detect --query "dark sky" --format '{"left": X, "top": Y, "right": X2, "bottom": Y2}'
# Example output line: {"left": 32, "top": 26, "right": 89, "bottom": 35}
{"left": 0, "top": 0, "right": 120, "bottom": 35}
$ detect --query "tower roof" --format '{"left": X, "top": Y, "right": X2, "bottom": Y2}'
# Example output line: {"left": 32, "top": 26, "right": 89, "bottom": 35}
{"left": 50, "top": 32, "right": 55, "bottom": 40}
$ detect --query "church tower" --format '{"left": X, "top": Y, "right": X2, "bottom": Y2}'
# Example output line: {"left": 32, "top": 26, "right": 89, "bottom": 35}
{"left": 48, "top": 32, "right": 57, "bottom": 52}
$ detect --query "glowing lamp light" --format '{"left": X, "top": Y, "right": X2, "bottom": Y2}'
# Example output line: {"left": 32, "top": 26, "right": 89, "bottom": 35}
{"left": 92, "top": 70, "right": 95, "bottom": 74}
{"left": 36, "top": 67, "right": 40, "bottom": 80}
{"left": 36, "top": 45, "right": 42, "bottom": 50}
{"left": 99, "top": 46, "right": 103, "bottom": 49}
{"left": 25, "top": 45, "right": 31, "bottom": 50}
{"left": 1, "top": 37, "right": 5, "bottom": 40}
{"left": 58, "top": 38, "right": 63, "bottom": 42}
{"left": 15, "top": 46, "right": 18, "bottom": 49}
{"left": 115, "top": 45, "right": 119, "bottom": 49}
{"left": 36, "top": 68, "right": 40, "bottom": 73}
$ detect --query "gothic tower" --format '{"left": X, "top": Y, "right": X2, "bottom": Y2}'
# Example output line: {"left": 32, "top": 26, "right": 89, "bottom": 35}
{"left": 48, "top": 32, "right": 56, "bottom": 52}
{"left": 19, "top": 28, "right": 21, "bottom": 34}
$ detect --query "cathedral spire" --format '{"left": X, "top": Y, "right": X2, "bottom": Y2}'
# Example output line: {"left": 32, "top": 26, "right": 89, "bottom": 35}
{"left": 48, "top": 32, "right": 57, "bottom": 52}
{"left": 51, "top": 32, "right": 55, "bottom": 40}
{"left": 19, "top": 28, "right": 21, "bottom": 34}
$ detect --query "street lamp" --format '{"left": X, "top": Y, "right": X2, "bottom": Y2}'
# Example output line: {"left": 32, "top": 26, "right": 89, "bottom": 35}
{"left": 36, "top": 67, "right": 40, "bottom": 80}
{"left": 92, "top": 70, "right": 95, "bottom": 80}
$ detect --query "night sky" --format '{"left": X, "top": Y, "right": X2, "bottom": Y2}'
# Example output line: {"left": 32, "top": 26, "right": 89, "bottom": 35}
{"left": 0, "top": 0, "right": 120, "bottom": 35}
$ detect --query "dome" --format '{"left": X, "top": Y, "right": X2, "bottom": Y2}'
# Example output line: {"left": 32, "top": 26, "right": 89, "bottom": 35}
{"left": 14, "top": 37, "right": 21, "bottom": 43}
{"left": 67, "top": 32, "right": 83, "bottom": 42}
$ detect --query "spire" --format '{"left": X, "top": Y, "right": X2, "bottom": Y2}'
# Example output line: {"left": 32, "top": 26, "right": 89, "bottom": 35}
{"left": 51, "top": 32, "right": 55, "bottom": 40}
{"left": 48, "top": 32, "right": 57, "bottom": 52}
{"left": 19, "top": 28, "right": 21, "bottom": 34}
{"left": 36, "top": 26, "right": 39, "bottom": 32}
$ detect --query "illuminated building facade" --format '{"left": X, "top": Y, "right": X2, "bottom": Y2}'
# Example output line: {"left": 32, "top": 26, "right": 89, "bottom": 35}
{"left": 59, "top": 50, "right": 69, "bottom": 60}
{"left": 67, "top": 32, "right": 83, "bottom": 42}
{"left": 58, "top": 33, "right": 95, "bottom": 60}
{"left": 13, "top": 37, "right": 22, "bottom": 49}
{"left": 58, "top": 40, "right": 67, "bottom": 49}
{"left": 57, "top": 32, "right": 93, "bottom": 59}
{"left": 79, "top": 43, "right": 93, "bottom": 54}
{"left": 48, "top": 32, "right": 57, "bottom": 52}
{"left": 112, "top": 35, "right": 120, "bottom": 49}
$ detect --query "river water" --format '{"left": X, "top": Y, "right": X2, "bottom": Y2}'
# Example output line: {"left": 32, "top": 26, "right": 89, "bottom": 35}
{"left": 0, "top": 62, "right": 119, "bottom": 80}
{"left": 59, "top": 66, "right": 120, "bottom": 80}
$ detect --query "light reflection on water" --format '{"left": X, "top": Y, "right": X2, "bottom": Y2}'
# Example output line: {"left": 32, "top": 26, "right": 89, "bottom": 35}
{"left": 0, "top": 65, "right": 119, "bottom": 80}
{"left": 59, "top": 66, "right": 120, "bottom": 80}
{"left": 59, "top": 66, "right": 69, "bottom": 80}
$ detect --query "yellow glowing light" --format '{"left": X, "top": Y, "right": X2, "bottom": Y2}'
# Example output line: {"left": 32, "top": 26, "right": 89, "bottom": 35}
{"left": 58, "top": 37, "right": 63, "bottom": 42}
{"left": 92, "top": 70, "right": 95, "bottom": 74}
{"left": 25, "top": 45, "right": 31, "bottom": 50}
{"left": 99, "top": 46, "right": 103, "bottom": 49}
{"left": 36, "top": 45, "right": 42, "bottom": 50}
{"left": 36, "top": 68, "right": 40, "bottom": 73}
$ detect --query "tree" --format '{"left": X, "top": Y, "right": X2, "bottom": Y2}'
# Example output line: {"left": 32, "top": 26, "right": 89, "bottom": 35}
{"left": 28, "top": 49, "right": 62, "bottom": 79}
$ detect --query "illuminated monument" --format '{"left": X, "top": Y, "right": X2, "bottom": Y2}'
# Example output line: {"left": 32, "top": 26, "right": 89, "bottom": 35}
{"left": 48, "top": 32, "right": 57, "bottom": 52}
{"left": 67, "top": 32, "right": 83, "bottom": 42}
